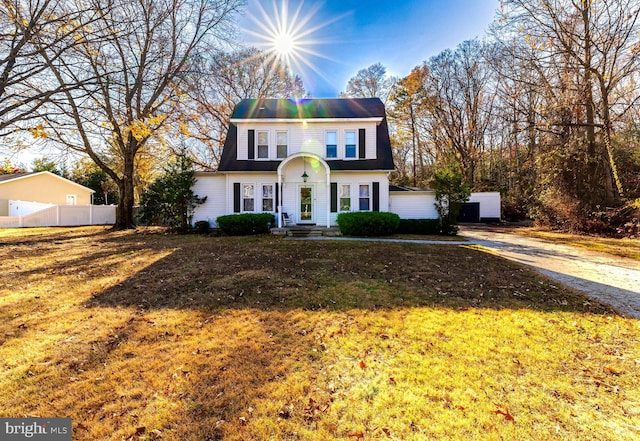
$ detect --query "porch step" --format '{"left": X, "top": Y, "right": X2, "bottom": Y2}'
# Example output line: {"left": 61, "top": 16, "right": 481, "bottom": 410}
{"left": 287, "top": 227, "right": 324, "bottom": 237}
{"left": 271, "top": 226, "right": 342, "bottom": 237}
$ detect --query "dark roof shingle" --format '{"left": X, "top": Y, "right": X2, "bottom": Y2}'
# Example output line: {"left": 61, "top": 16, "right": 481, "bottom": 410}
{"left": 231, "top": 98, "right": 386, "bottom": 120}
{"left": 219, "top": 98, "right": 394, "bottom": 172}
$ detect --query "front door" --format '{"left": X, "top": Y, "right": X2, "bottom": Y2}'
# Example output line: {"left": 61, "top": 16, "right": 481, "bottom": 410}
{"left": 299, "top": 185, "right": 314, "bottom": 224}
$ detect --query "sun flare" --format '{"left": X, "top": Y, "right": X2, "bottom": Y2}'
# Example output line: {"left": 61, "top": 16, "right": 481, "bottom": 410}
{"left": 273, "top": 31, "right": 296, "bottom": 57}
{"left": 243, "top": 0, "right": 344, "bottom": 82}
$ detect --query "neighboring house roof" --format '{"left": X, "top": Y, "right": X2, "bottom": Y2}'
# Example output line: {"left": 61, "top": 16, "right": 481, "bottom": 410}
{"left": 0, "top": 171, "right": 95, "bottom": 193}
{"left": 219, "top": 98, "right": 395, "bottom": 172}
{"left": 0, "top": 172, "right": 38, "bottom": 183}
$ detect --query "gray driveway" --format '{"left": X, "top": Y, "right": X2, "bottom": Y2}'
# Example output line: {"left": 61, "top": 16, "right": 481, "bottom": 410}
{"left": 459, "top": 226, "right": 640, "bottom": 319}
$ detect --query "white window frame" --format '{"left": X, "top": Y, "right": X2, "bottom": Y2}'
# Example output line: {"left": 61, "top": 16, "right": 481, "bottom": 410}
{"left": 276, "top": 131, "right": 288, "bottom": 159}
{"left": 325, "top": 130, "right": 337, "bottom": 159}
{"left": 257, "top": 130, "right": 269, "bottom": 159}
{"left": 66, "top": 194, "right": 77, "bottom": 205}
{"left": 344, "top": 130, "right": 357, "bottom": 159}
{"left": 339, "top": 184, "right": 351, "bottom": 212}
{"left": 358, "top": 183, "right": 371, "bottom": 212}
{"left": 242, "top": 183, "right": 255, "bottom": 212}
{"left": 261, "top": 183, "right": 274, "bottom": 212}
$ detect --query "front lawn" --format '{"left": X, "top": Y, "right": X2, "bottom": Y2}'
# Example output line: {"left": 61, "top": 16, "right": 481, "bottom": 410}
{"left": 1, "top": 227, "right": 638, "bottom": 440}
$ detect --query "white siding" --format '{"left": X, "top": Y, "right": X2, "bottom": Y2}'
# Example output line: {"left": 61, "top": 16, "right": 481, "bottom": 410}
{"left": 389, "top": 191, "right": 438, "bottom": 219}
{"left": 469, "top": 192, "right": 501, "bottom": 220}
{"left": 235, "top": 121, "right": 380, "bottom": 160}
{"left": 192, "top": 173, "right": 227, "bottom": 227}
{"left": 194, "top": 168, "right": 390, "bottom": 227}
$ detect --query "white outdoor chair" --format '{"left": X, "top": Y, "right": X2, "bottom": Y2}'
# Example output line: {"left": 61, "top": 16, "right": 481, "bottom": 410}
{"left": 282, "top": 212, "right": 293, "bottom": 226}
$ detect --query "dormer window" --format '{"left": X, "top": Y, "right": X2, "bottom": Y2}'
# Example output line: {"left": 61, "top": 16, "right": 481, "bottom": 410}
{"left": 326, "top": 131, "right": 337, "bottom": 158}
{"left": 345, "top": 131, "right": 357, "bottom": 158}
{"left": 276, "top": 131, "right": 288, "bottom": 158}
{"left": 257, "top": 131, "right": 268, "bottom": 159}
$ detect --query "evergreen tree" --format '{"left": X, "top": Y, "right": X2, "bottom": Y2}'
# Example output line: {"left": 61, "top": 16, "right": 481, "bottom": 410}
{"left": 138, "top": 154, "right": 206, "bottom": 232}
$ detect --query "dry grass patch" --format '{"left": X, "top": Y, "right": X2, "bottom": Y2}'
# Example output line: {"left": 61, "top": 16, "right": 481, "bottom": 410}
{"left": 1, "top": 227, "right": 639, "bottom": 440}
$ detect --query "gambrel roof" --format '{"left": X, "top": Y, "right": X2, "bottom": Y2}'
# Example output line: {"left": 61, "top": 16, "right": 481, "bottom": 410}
{"left": 218, "top": 98, "right": 395, "bottom": 172}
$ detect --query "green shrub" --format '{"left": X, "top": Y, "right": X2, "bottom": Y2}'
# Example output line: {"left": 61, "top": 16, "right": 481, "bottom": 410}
{"left": 336, "top": 212, "right": 400, "bottom": 236}
{"left": 397, "top": 219, "right": 441, "bottom": 235}
{"left": 216, "top": 213, "right": 275, "bottom": 236}
{"left": 193, "top": 220, "right": 211, "bottom": 235}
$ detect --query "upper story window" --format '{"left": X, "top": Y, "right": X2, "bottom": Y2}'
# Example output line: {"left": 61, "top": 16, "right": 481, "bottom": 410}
{"left": 257, "top": 131, "right": 269, "bottom": 159}
{"left": 345, "top": 131, "right": 357, "bottom": 158}
{"left": 326, "top": 131, "right": 337, "bottom": 158}
{"left": 276, "top": 131, "right": 288, "bottom": 158}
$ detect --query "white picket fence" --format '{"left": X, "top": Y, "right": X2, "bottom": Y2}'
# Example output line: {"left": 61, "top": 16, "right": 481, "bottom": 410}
{"left": 0, "top": 204, "right": 115, "bottom": 228}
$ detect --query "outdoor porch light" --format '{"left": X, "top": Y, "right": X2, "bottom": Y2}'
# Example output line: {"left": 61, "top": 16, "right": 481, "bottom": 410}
{"left": 301, "top": 171, "right": 309, "bottom": 183}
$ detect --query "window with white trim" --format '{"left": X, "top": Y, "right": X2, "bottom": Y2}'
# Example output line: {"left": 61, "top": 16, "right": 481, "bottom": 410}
{"left": 345, "top": 131, "right": 357, "bottom": 158}
{"left": 359, "top": 184, "right": 370, "bottom": 211}
{"left": 326, "top": 131, "right": 337, "bottom": 158}
{"left": 276, "top": 131, "right": 288, "bottom": 158}
{"left": 66, "top": 194, "right": 77, "bottom": 205}
{"left": 339, "top": 184, "right": 351, "bottom": 211}
{"left": 262, "top": 184, "right": 274, "bottom": 212}
{"left": 257, "top": 131, "right": 268, "bottom": 159}
{"left": 243, "top": 184, "right": 255, "bottom": 211}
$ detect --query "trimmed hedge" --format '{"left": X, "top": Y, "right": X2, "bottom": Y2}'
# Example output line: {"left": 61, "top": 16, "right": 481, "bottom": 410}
{"left": 397, "top": 218, "right": 441, "bottom": 235}
{"left": 216, "top": 213, "right": 275, "bottom": 236}
{"left": 336, "top": 212, "right": 400, "bottom": 236}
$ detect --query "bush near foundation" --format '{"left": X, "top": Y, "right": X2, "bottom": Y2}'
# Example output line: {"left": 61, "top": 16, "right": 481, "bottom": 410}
{"left": 216, "top": 213, "right": 275, "bottom": 236}
{"left": 397, "top": 218, "right": 441, "bottom": 235}
{"left": 336, "top": 212, "right": 400, "bottom": 236}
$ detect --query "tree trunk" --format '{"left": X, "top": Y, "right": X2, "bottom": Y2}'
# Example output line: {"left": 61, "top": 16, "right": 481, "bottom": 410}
{"left": 599, "top": 79, "right": 623, "bottom": 205}
{"left": 115, "top": 154, "right": 136, "bottom": 229}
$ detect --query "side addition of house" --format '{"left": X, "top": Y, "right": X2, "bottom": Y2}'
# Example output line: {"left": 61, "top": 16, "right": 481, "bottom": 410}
{"left": 193, "top": 98, "right": 395, "bottom": 228}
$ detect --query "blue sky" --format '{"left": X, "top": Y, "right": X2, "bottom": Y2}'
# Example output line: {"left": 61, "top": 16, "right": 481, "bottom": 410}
{"left": 239, "top": 0, "right": 500, "bottom": 97}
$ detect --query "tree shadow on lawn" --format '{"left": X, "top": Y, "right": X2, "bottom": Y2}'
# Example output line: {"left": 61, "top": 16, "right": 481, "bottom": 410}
{"left": 86, "top": 237, "right": 617, "bottom": 316}
{"left": 4, "top": 234, "right": 629, "bottom": 440}
{"left": 77, "top": 238, "right": 626, "bottom": 439}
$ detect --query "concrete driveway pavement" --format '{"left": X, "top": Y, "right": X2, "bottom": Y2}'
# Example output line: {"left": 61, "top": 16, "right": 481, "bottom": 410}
{"left": 459, "top": 226, "right": 640, "bottom": 319}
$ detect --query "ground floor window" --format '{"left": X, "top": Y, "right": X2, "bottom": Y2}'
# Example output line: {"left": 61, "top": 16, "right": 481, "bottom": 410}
{"left": 262, "top": 184, "right": 274, "bottom": 212}
{"left": 340, "top": 184, "right": 351, "bottom": 211}
{"left": 359, "top": 184, "right": 370, "bottom": 211}
{"left": 243, "top": 184, "right": 254, "bottom": 211}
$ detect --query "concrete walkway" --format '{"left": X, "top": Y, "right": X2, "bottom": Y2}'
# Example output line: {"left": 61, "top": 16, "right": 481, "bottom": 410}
{"left": 288, "top": 229, "right": 640, "bottom": 319}
{"left": 458, "top": 227, "right": 640, "bottom": 319}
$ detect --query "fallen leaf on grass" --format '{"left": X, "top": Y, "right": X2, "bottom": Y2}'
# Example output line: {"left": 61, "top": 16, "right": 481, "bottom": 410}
{"left": 493, "top": 404, "right": 514, "bottom": 421}
{"left": 348, "top": 431, "right": 364, "bottom": 439}
{"left": 359, "top": 360, "right": 366, "bottom": 369}
{"left": 604, "top": 366, "right": 622, "bottom": 375}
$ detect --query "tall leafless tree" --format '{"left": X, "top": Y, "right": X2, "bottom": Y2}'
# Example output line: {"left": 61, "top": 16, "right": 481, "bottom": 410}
{"left": 39, "top": 0, "right": 242, "bottom": 228}
{"left": 0, "top": 0, "right": 96, "bottom": 134}
{"left": 185, "top": 47, "right": 307, "bottom": 169}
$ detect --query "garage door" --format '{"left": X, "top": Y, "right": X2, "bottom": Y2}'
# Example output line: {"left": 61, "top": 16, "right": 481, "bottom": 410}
{"left": 458, "top": 202, "right": 480, "bottom": 223}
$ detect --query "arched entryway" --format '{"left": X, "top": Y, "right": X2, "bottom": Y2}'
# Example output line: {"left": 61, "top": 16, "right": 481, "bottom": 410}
{"left": 277, "top": 152, "right": 331, "bottom": 228}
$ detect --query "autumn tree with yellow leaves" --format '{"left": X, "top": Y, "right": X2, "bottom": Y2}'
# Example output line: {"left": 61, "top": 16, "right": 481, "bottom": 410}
{"left": 36, "top": 0, "right": 242, "bottom": 228}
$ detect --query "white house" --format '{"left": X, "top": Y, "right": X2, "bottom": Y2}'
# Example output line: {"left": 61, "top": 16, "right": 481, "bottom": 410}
{"left": 191, "top": 98, "right": 501, "bottom": 228}
{"left": 193, "top": 98, "right": 395, "bottom": 228}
